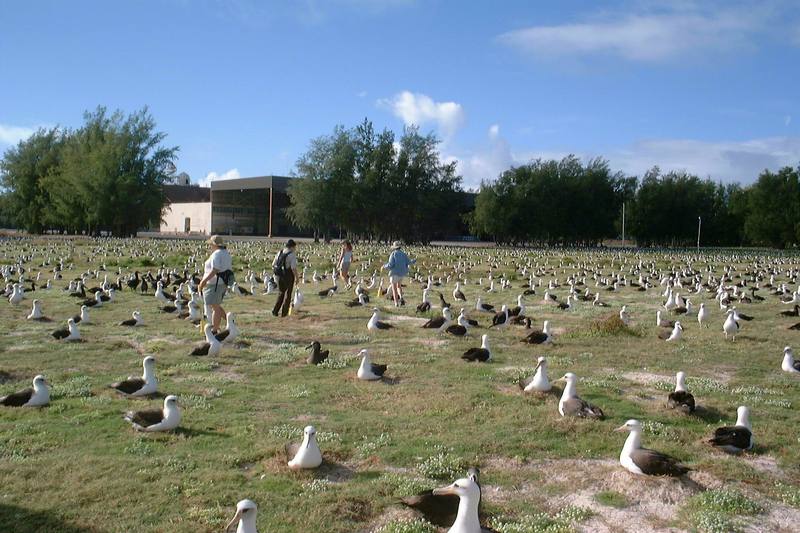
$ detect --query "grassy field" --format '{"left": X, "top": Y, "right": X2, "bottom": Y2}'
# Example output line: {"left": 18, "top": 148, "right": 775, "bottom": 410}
{"left": 1, "top": 237, "right": 799, "bottom": 533}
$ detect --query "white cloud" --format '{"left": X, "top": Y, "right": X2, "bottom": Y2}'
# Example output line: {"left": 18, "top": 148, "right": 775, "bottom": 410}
{"left": 785, "top": 115, "right": 792, "bottom": 126}
{"left": 0, "top": 124, "right": 38, "bottom": 145}
{"left": 488, "top": 124, "right": 500, "bottom": 140}
{"left": 497, "top": 7, "right": 764, "bottom": 62}
{"left": 609, "top": 137, "right": 800, "bottom": 182}
{"left": 379, "top": 91, "right": 465, "bottom": 138}
{"left": 198, "top": 168, "right": 241, "bottom": 187}
{"left": 451, "top": 131, "right": 800, "bottom": 189}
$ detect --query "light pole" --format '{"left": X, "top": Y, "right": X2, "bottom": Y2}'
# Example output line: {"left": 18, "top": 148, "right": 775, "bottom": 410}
{"left": 696, "top": 216, "right": 701, "bottom": 252}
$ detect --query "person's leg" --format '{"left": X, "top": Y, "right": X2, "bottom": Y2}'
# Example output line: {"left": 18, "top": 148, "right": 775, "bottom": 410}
{"left": 391, "top": 280, "right": 400, "bottom": 306}
{"left": 211, "top": 304, "right": 224, "bottom": 332}
{"left": 272, "top": 277, "right": 285, "bottom": 316}
{"left": 397, "top": 279, "right": 405, "bottom": 305}
{"left": 281, "top": 276, "right": 294, "bottom": 317}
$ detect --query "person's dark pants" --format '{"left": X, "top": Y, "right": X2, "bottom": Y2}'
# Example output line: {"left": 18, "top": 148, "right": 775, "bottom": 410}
{"left": 273, "top": 274, "right": 294, "bottom": 317}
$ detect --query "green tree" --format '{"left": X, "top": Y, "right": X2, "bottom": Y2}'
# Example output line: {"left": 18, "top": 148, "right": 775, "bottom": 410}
{"left": 0, "top": 127, "right": 66, "bottom": 233}
{"left": 743, "top": 167, "right": 800, "bottom": 248}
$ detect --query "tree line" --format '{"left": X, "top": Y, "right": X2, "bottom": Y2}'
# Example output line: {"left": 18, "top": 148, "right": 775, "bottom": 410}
{"left": 468, "top": 157, "right": 800, "bottom": 248}
{"left": 286, "top": 120, "right": 465, "bottom": 243}
{"left": 0, "top": 106, "right": 177, "bottom": 237}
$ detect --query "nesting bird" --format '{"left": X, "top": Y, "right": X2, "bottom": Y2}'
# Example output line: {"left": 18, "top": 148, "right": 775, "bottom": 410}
{"left": 286, "top": 425, "right": 323, "bottom": 469}
{"left": 556, "top": 373, "right": 604, "bottom": 418}
{"left": 519, "top": 356, "right": 552, "bottom": 393}
{"left": 306, "top": 341, "right": 329, "bottom": 365}
{"left": 357, "top": 349, "right": 387, "bottom": 380}
{"left": 124, "top": 395, "right": 181, "bottom": 432}
{"left": 367, "top": 308, "right": 394, "bottom": 331}
{"left": 0, "top": 375, "right": 50, "bottom": 407}
{"left": 461, "top": 334, "right": 491, "bottom": 362}
{"left": 781, "top": 346, "right": 800, "bottom": 374}
{"left": 666, "top": 371, "right": 695, "bottom": 413}
{"left": 119, "top": 310, "right": 143, "bottom": 327}
{"left": 52, "top": 318, "right": 80, "bottom": 341}
{"left": 616, "top": 419, "right": 690, "bottom": 477}
{"left": 110, "top": 356, "right": 157, "bottom": 397}
{"left": 709, "top": 405, "right": 753, "bottom": 454}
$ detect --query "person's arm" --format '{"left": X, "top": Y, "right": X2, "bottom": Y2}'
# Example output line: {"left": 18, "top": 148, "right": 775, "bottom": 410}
{"left": 383, "top": 252, "right": 395, "bottom": 271}
{"left": 198, "top": 254, "right": 219, "bottom": 290}
{"left": 291, "top": 254, "right": 299, "bottom": 279}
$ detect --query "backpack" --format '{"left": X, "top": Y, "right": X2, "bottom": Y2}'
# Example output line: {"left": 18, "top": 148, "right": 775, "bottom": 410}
{"left": 216, "top": 269, "right": 235, "bottom": 288}
{"left": 273, "top": 250, "right": 290, "bottom": 277}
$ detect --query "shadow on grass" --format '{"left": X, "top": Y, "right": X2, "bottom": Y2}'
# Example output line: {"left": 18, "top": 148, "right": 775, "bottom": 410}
{"left": 0, "top": 503, "right": 98, "bottom": 533}
{"left": 174, "top": 426, "right": 229, "bottom": 438}
{"left": 691, "top": 405, "right": 725, "bottom": 423}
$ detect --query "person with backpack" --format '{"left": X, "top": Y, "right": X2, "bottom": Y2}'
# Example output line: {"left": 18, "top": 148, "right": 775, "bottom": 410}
{"left": 272, "top": 239, "right": 299, "bottom": 317}
{"left": 382, "top": 241, "right": 415, "bottom": 307}
{"left": 198, "top": 235, "right": 234, "bottom": 334}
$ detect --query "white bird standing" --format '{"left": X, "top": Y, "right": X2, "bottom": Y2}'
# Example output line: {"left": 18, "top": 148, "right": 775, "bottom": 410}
{"left": 697, "top": 302, "right": 709, "bottom": 328}
{"left": 292, "top": 288, "right": 303, "bottom": 311}
{"left": 723, "top": 309, "right": 740, "bottom": 341}
{"left": 286, "top": 425, "right": 323, "bottom": 469}
{"left": 619, "top": 305, "right": 631, "bottom": 326}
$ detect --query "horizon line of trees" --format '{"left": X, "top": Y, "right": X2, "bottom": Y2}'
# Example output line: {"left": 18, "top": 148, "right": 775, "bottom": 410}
{"left": 2, "top": 109, "right": 798, "bottom": 248}
{"left": 0, "top": 106, "right": 177, "bottom": 237}
{"left": 468, "top": 157, "right": 800, "bottom": 248}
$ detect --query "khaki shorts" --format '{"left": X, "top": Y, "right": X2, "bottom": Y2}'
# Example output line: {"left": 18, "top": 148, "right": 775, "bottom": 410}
{"left": 203, "top": 281, "right": 227, "bottom": 305}
{"left": 389, "top": 275, "right": 404, "bottom": 285}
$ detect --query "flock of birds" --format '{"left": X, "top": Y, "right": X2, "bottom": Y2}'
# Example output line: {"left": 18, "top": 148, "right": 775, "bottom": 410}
{"left": 2, "top": 239, "right": 800, "bottom": 532}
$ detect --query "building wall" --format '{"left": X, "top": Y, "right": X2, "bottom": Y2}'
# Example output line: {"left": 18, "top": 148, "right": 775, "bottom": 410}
{"left": 160, "top": 202, "right": 212, "bottom": 234}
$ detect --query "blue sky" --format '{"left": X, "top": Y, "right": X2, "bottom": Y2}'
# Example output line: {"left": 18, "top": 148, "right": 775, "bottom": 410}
{"left": 2, "top": 0, "right": 799, "bottom": 189}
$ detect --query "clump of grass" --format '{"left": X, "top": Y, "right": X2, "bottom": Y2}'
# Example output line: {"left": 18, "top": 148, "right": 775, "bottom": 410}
{"left": 685, "top": 488, "right": 762, "bottom": 533}
{"left": 490, "top": 506, "right": 592, "bottom": 533}
{"left": 774, "top": 481, "right": 800, "bottom": 507}
{"left": 302, "top": 478, "right": 332, "bottom": 495}
{"left": 255, "top": 342, "right": 306, "bottom": 365}
{"left": 288, "top": 385, "right": 310, "bottom": 398}
{"left": 583, "top": 315, "right": 640, "bottom": 338}
{"left": 494, "top": 367, "right": 530, "bottom": 384}
{"left": 51, "top": 375, "right": 93, "bottom": 399}
{"left": 416, "top": 445, "right": 466, "bottom": 480}
{"left": 267, "top": 424, "right": 339, "bottom": 443}
{"left": 318, "top": 357, "right": 348, "bottom": 369}
{"left": 377, "top": 472, "right": 434, "bottom": 497}
{"left": 124, "top": 438, "right": 153, "bottom": 456}
{"left": 374, "top": 517, "right": 437, "bottom": 533}
{"left": 642, "top": 420, "right": 679, "bottom": 441}
{"left": 594, "top": 490, "right": 628, "bottom": 508}
{"left": 356, "top": 432, "right": 391, "bottom": 456}
{"left": 170, "top": 360, "right": 219, "bottom": 372}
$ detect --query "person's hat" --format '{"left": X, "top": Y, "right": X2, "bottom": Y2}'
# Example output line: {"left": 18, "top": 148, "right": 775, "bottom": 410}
{"left": 286, "top": 239, "right": 297, "bottom": 248}
{"left": 391, "top": 241, "right": 402, "bottom": 249}
{"left": 207, "top": 235, "right": 225, "bottom": 247}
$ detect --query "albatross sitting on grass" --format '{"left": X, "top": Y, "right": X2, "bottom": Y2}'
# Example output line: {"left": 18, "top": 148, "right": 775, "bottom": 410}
{"left": 555, "top": 372, "right": 604, "bottom": 419}
{"left": 616, "top": 419, "right": 690, "bottom": 476}
{"left": 357, "top": 349, "right": 387, "bottom": 380}
{"left": 110, "top": 356, "right": 157, "bottom": 397}
{"left": 709, "top": 405, "right": 753, "bottom": 454}
{"left": 781, "top": 346, "right": 800, "bottom": 374}
{"left": 666, "top": 371, "right": 695, "bottom": 413}
{"left": 0, "top": 375, "right": 49, "bottom": 407}
{"left": 52, "top": 318, "right": 80, "bottom": 341}
{"left": 124, "top": 395, "right": 181, "bottom": 432}
{"left": 286, "top": 425, "right": 323, "bottom": 470}
{"left": 462, "top": 334, "right": 491, "bottom": 362}
{"left": 519, "top": 356, "right": 552, "bottom": 393}
{"left": 190, "top": 324, "right": 222, "bottom": 356}
{"left": 367, "top": 308, "right": 394, "bottom": 331}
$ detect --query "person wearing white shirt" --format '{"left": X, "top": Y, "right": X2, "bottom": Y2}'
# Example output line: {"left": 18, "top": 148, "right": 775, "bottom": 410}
{"left": 198, "top": 234, "right": 234, "bottom": 333}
